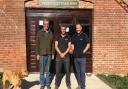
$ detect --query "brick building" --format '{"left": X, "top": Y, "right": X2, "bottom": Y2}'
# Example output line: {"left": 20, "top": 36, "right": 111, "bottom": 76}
{"left": 0, "top": 0, "right": 128, "bottom": 75}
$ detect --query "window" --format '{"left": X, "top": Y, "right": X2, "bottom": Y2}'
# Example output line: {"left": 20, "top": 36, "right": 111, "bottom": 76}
{"left": 58, "top": 17, "right": 74, "bottom": 25}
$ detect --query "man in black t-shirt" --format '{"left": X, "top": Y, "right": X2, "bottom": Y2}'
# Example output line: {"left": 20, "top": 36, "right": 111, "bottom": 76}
{"left": 54, "top": 25, "right": 71, "bottom": 89}
{"left": 71, "top": 23, "right": 90, "bottom": 89}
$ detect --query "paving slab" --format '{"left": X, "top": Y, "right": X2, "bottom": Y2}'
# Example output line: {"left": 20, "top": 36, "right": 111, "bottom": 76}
{"left": 22, "top": 73, "right": 112, "bottom": 89}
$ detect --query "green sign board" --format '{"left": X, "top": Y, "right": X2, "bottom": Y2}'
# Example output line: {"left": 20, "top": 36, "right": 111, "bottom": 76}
{"left": 40, "top": 0, "right": 78, "bottom": 8}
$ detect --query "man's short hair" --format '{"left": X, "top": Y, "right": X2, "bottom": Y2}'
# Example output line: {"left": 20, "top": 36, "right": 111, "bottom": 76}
{"left": 59, "top": 24, "right": 67, "bottom": 29}
{"left": 43, "top": 18, "right": 49, "bottom": 22}
{"left": 76, "top": 22, "right": 82, "bottom": 26}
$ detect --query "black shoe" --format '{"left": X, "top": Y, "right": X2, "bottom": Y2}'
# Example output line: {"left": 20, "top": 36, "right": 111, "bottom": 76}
{"left": 67, "top": 86, "right": 71, "bottom": 89}
{"left": 40, "top": 86, "right": 45, "bottom": 89}
{"left": 47, "top": 85, "right": 51, "bottom": 89}
{"left": 54, "top": 85, "right": 59, "bottom": 89}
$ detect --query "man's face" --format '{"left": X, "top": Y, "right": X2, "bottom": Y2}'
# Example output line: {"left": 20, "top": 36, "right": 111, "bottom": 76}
{"left": 76, "top": 24, "right": 82, "bottom": 33}
{"left": 43, "top": 20, "right": 49, "bottom": 30}
{"left": 60, "top": 26, "right": 66, "bottom": 35}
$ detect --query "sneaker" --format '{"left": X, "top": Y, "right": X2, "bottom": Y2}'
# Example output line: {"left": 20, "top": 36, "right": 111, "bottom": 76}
{"left": 40, "top": 86, "right": 45, "bottom": 89}
{"left": 76, "top": 85, "right": 81, "bottom": 89}
{"left": 47, "top": 85, "right": 51, "bottom": 89}
{"left": 67, "top": 86, "right": 71, "bottom": 89}
{"left": 54, "top": 85, "right": 59, "bottom": 89}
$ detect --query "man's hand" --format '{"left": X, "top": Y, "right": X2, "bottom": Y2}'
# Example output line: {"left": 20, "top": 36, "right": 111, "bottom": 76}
{"left": 37, "top": 55, "right": 40, "bottom": 60}
{"left": 69, "top": 48, "right": 73, "bottom": 54}
{"left": 60, "top": 53, "right": 65, "bottom": 59}
{"left": 52, "top": 54, "right": 54, "bottom": 60}
{"left": 83, "top": 43, "right": 90, "bottom": 54}
{"left": 69, "top": 44, "right": 74, "bottom": 54}
{"left": 83, "top": 50, "right": 86, "bottom": 54}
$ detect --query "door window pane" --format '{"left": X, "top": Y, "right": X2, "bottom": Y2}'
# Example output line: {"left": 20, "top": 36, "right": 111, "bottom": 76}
{"left": 76, "top": 17, "right": 90, "bottom": 25}
{"left": 58, "top": 17, "right": 74, "bottom": 25}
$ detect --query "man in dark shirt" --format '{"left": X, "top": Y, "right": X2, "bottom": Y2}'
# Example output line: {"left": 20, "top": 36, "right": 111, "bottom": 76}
{"left": 36, "top": 19, "right": 54, "bottom": 89}
{"left": 71, "top": 23, "right": 90, "bottom": 89}
{"left": 54, "top": 25, "right": 71, "bottom": 89}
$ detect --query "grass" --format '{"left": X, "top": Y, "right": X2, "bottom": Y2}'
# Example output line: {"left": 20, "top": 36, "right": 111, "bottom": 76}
{"left": 0, "top": 79, "right": 1, "bottom": 88}
{"left": 0, "top": 73, "right": 2, "bottom": 88}
{"left": 97, "top": 74, "right": 128, "bottom": 89}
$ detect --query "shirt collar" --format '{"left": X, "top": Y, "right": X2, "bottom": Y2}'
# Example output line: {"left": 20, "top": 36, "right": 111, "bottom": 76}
{"left": 61, "top": 33, "right": 67, "bottom": 38}
{"left": 77, "top": 31, "right": 83, "bottom": 36}
{"left": 42, "top": 29, "right": 49, "bottom": 33}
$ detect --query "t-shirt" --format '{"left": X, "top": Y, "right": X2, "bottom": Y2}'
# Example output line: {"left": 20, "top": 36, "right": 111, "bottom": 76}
{"left": 72, "top": 32, "right": 89, "bottom": 58}
{"left": 55, "top": 34, "right": 71, "bottom": 56}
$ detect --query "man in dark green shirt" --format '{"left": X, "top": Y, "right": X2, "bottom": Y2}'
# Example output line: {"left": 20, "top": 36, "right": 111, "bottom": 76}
{"left": 36, "top": 19, "right": 54, "bottom": 89}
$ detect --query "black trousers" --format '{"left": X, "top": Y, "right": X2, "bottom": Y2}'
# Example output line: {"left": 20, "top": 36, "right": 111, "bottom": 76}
{"left": 55, "top": 56, "right": 71, "bottom": 87}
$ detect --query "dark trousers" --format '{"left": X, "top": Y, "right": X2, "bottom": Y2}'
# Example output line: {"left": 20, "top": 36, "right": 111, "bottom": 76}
{"left": 74, "top": 58, "right": 86, "bottom": 89}
{"left": 55, "top": 56, "right": 71, "bottom": 87}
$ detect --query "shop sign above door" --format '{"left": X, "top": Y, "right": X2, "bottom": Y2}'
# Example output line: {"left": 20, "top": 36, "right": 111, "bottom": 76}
{"left": 40, "top": 0, "right": 78, "bottom": 8}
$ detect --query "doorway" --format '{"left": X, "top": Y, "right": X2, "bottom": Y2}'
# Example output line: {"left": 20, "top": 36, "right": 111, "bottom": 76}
{"left": 25, "top": 8, "right": 93, "bottom": 73}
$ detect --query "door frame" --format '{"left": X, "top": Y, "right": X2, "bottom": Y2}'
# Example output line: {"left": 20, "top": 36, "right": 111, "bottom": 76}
{"left": 25, "top": 8, "right": 94, "bottom": 73}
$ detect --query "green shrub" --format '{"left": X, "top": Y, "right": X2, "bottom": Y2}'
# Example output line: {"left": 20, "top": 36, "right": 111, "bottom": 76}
{"left": 0, "top": 73, "right": 2, "bottom": 88}
{"left": 0, "top": 79, "right": 2, "bottom": 87}
{"left": 97, "top": 74, "right": 128, "bottom": 89}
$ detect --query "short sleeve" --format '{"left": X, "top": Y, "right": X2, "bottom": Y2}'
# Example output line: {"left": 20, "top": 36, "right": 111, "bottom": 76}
{"left": 67, "top": 35, "right": 71, "bottom": 42}
{"left": 84, "top": 34, "right": 89, "bottom": 43}
{"left": 71, "top": 35, "right": 75, "bottom": 44}
{"left": 55, "top": 35, "right": 59, "bottom": 41}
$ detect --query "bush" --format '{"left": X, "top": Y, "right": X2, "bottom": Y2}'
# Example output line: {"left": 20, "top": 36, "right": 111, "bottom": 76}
{"left": 97, "top": 74, "right": 128, "bottom": 89}
{"left": 0, "top": 79, "right": 1, "bottom": 88}
{"left": 0, "top": 73, "right": 2, "bottom": 88}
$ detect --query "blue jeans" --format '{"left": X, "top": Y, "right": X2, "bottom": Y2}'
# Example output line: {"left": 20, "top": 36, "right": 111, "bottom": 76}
{"left": 40, "top": 55, "right": 51, "bottom": 86}
{"left": 74, "top": 58, "right": 86, "bottom": 89}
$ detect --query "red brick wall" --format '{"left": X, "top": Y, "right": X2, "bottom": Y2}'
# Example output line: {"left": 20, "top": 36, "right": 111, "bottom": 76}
{"left": 25, "top": 0, "right": 128, "bottom": 75}
{"left": 0, "top": 0, "right": 26, "bottom": 71}
{"left": 93, "top": 0, "right": 128, "bottom": 75}
{"left": 1, "top": 0, "right": 128, "bottom": 75}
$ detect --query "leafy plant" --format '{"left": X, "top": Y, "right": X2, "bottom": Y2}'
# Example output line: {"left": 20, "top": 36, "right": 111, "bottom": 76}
{"left": 0, "top": 73, "right": 2, "bottom": 88}
{"left": 97, "top": 74, "right": 128, "bottom": 89}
